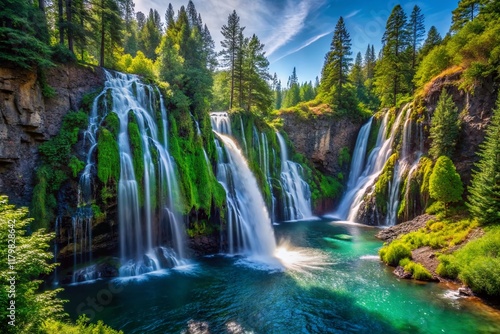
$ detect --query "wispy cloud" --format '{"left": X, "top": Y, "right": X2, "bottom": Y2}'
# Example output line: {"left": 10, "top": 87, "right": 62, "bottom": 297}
{"left": 345, "top": 9, "right": 361, "bottom": 19}
{"left": 272, "top": 30, "right": 332, "bottom": 63}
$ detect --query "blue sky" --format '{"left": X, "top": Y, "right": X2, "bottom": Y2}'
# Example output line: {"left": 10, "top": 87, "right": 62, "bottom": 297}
{"left": 136, "top": 0, "right": 458, "bottom": 85}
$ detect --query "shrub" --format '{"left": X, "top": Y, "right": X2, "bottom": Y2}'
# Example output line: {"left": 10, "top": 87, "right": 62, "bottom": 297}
{"left": 379, "top": 242, "right": 412, "bottom": 266}
{"left": 429, "top": 156, "right": 463, "bottom": 215}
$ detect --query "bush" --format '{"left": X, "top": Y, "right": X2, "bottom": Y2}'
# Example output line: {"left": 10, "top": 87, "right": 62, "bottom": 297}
{"left": 436, "top": 226, "right": 500, "bottom": 296}
{"left": 42, "top": 316, "right": 123, "bottom": 334}
{"left": 379, "top": 242, "right": 412, "bottom": 266}
{"left": 403, "top": 261, "right": 433, "bottom": 280}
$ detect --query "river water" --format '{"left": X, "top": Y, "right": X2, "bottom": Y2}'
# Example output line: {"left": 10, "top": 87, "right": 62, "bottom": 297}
{"left": 61, "top": 219, "right": 500, "bottom": 333}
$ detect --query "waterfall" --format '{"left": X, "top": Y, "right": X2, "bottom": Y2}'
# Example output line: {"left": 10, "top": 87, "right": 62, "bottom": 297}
{"left": 72, "top": 70, "right": 185, "bottom": 279}
{"left": 385, "top": 105, "right": 422, "bottom": 226}
{"left": 333, "top": 107, "right": 407, "bottom": 222}
{"left": 276, "top": 132, "right": 313, "bottom": 221}
{"left": 261, "top": 132, "right": 276, "bottom": 222}
{"left": 210, "top": 112, "right": 277, "bottom": 257}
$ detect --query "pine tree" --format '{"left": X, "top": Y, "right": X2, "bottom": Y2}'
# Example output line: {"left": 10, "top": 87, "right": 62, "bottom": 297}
{"left": 275, "top": 79, "right": 282, "bottom": 110}
{"left": 242, "top": 34, "right": 271, "bottom": 112}
{"left": 419, "top": 26, "right": 442, "bottom": 59}
{"left": 0, "top": 0, "right": 52, "bottom": 69}
{"left": 220, "top": 10, "right": 245, "bottom": 109}
{"left": 467, "top": 94, "right": 500, "bottom": 225}
{"left": 95, "top": 0, "right": 124, "bottom": 67}
{"left": 375, "top": 5, "right": 411, "bottom": 107}
{"left": 283, "top": 67, "right": 300, "bottom": 107}
{"left": 429, "top": 89, "right": 461, "bottom": 159}
{"left": 408, "top": 5, "right": 425, "bottom": 72}
{"left": 139, "top": 9, "right": 162, "bottom": 60}
{"left": 364, "top": 44, "right": 376, "bottom": 80}
{"left": 165, "top": 3, "right": 175, "bottom": 30}
{"left": 350, "top": 52, "right": 365, "bottom": 102}
{"left": 429, "top": 156, "right": 464, "bottom": 215}
{"left": 451, "top": 0, "right": 484, "bottom": 32}
{"left": 319, "top": 16, "right": 352, "bottom": 107}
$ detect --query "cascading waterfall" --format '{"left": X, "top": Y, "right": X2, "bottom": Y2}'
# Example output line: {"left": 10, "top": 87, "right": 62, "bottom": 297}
{"left": 333, "top": 107, "right": 407, "bottom": 222}
{"left": 72, "top": 70, "right": 185, "bottom": 280}
{"left": 385, "top": 105, "right": 422, "bottom": 226}
{"left": 210, "top": 112, "right": 277, "bottom": 257}
{"left": 276, "top": 132, "right": 313, "bottom": 221}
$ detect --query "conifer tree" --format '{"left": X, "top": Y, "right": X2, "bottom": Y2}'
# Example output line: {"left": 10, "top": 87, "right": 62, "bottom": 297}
{"left": 374, "top": 5, "right": 411, "bottom": 106}
{"left": 350, "top": 52, "right": 365, "bottom": 101}
{"left": 95, "top": 0, "right": 124, "bottom": 67}
{"left": 451, "top": 0, "right": 484, "bottom": 32}
{"left": 220, "top": 10, "right": 245, "bottom": 109}
{"left": 242, "top": 34, "right": 271, "bottom": 112}
{"left": 408, "top": 5, "right": 425, "bottom": 73}
{"left": 139, "top": 9, "right": 162, "bottom": 60}
{"left": 429, "top": 156, "right": 464, "bottom": 215}
{"left": 467, "top": 94, "right": 500, "bottom": 225}
{"left": 319, "top": 16, "right": 352, "bottom": 107}
{"left": 419, "top": 26, "right": 442, "bottom": 59}
{"left": 429, "top": 89, "right": 461, "bottom": 159}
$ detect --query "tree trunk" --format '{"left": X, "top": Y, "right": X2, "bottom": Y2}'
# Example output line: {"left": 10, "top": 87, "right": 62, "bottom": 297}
{"left": 99, "top": 0, "right": 105, "bottom": 67}
{"left": 58, "top": 0, "right": 64, "bottom": 44}
{"left": 66, "top": 0, "right": 73, "bottom": 54}
{"left": 39, "top": 0, "right": 46, "bottom": 13}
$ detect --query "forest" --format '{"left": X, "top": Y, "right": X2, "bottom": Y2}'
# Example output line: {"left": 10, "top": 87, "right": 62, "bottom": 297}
{"left": 1, "top": 0, "right": 500, "bottom": 333}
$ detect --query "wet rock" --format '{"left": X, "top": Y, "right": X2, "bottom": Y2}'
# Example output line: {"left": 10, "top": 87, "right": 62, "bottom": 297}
{"left": 458, "top": 286, "right": 474, "bottom": 297}
{"left": 393, "top": 266, "right": 412, "bottom": 279}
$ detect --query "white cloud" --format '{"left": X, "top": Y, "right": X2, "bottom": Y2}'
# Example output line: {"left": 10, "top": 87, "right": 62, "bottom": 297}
{"left": 134, "top": 0, "right": 321, "bottom": 56}
{"left": 272, "top": 30, "right": 332, "bottom": 63}
{"left": 345, "top": 9, "right": 361, "bottom": 19}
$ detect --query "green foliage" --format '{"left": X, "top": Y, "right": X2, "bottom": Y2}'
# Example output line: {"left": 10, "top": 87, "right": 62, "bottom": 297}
{"left": 429, "top": 156, "right": 464, "bottom": 213}
{"left": 319, "top": 17, "right": 356, "bottom": 112}
{"left": 42, "top": 316, "right": 123, "bottom": 334}
{"left": 403, "top": 260, "right": 433, "bottom": 280}
{"left": 68, "top": 156, "right": 85, "bottom": 178}
{"left": 437, "top": 226, "right": 500, "bottom": 297}
{"left": 374, "top": 153, "right": 398, "bottom": 214}
{"left": 32, "top": 111, "right": 88, "bottom": 228}
{"left": 429, "top": 90, "right": 461, "bottom": 159}
{"left": 127, "top": 116, "right": 144, "bottom": 183}
{"left": 379, "top": 242, "right": 412, "bottom": 266}
{"left": 467, "top": 93, "right": 500, "bottom": 225}
{"left": 116, "top": 51, "right": 155, "bottom": 78}
{"left": 0, "top": 196, "right": 65, "bottom": 333}
{"left": 0, "top": 0, "right": 53, "bottom": 69}
{"left": 338, "top": 147, "right": 351, "bottom": 167}
{"left": 414, "top": 45, "right": 452, "bottom": 89}
{"left": 97, "top": 128, "right": 120, "bottom": 184}
{"left": 374, "top": 5, "right": 412, "bottom": 107}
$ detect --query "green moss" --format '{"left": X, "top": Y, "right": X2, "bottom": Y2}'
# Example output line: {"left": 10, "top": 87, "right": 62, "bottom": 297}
{"left": 127, "top": 114, "right": 144, "bottom": 182}
{"left": 31, "top": 110, "right": 88, "bottom": 228}
{"left": 69, "top": 156, "right": 85, "bottom": 178}
{"left": 366, "top": 115, "right": 382, "bottom": 159}
{"left": 374, "top": 153, "right": 398, "bottom": 214}
{"left": 97, "top": 128, "right": 120, "bottom": 184}
{"left": 338, "top": 147, "right": 351, "bottom": 167}
{"left": 103, "top": 112, "right": 120, "bottom": 137}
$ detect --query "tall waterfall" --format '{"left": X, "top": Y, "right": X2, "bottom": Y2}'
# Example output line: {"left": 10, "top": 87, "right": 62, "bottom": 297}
{"left": 210, "top": 112, "right": 277, "bottom": 257}
{"left": 76, "top": 70, "right": 185, "bottom": 279}
{"left": 333, "top": 108, "right": 406, "bottom": 223}
{"left": 276, "top": 132, "right": 313, "bottom": 221}
{"left": 334, "top": 103, "right": 424, "bottom": 225}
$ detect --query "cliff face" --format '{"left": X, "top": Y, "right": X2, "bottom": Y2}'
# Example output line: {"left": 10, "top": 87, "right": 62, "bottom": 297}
{"left": 423, "top": 71, "right": 497, "bottom": 186}
{"left": 281, "top": 112, "right": 363, "bottom": 178}
{"left": 0, "top": 64, "right": 104, "bottom": 206}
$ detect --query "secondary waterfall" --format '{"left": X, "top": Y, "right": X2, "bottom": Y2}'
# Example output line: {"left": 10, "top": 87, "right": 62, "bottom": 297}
{"left": 276, "top": 132, "right": 313, "bottom": 221}
{"left": 333, "top": 107, "right": 406, "bottom": 223}
{"left": 210, "top": 112, "right": 277, "bottom": 257}
{"left": 73, "top": 70, "right": 185, "bottom": 280}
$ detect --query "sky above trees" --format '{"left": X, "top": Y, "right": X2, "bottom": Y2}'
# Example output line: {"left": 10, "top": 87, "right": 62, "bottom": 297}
{"left": 136, "top": 0, "right": 457, "bottom": 83}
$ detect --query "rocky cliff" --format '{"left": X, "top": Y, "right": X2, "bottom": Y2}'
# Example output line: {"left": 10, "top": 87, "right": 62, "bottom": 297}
{"left": 0, "top": 64, "right": 104, "bottom": 206}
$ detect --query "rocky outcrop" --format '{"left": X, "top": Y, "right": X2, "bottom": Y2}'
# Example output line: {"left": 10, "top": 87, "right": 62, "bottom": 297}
{"left": 424, "top": 71, "right": 497, "bottom": 187}
{"left": 376, "top": 214, "right": 435, "bottom": 242}
{"left": 280, "top": 112, "right": 363, "bottom": 178}
{"left": 0, "top": 64, "right": 104, "bottom": 206}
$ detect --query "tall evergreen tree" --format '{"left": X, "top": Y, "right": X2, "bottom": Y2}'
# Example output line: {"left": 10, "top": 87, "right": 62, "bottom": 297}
{"left": 319, "top": 16, "right": 352, "bottom": 107}
{"left": 220, "top": 10, "right": 244, "bottom": 109}
{"left": 429, "top": 156, "right": 464, "bottom": 215}
{"left": 95, "top": 0, "right": 123, "bottom": 67}
{"left": 202, "top": 24, "right": 217, "bottom": 71}
{"left": 283, "top": 67, "right": 300, "bottom": 107}
{"left": 408, "top": 5, "right": 425, "bottom": 72}
{"left": 467, "top": 93, "right": 500, "bottom": 225}
{"left": 350, "top": 52, "right": 365, "bottom": 101}
{"left": 419, "top": 26, "right": 442, "bottom": 59}
{"left": 451, "top": 0, "right": 484, "bottom": 32}
{"left": 165, "top": 3, "right": 175, "bottom": 30}
{"left": 138, "top": 9, "right": 162, "bottom": 60}
{"left": 0, "top": 0, "right": 52, "bottom": 69}
{"left": 364, "top": 44, "right": 376, "bottom": 80}
{"left": 429, "top": 89, "right": 461, "bottom": 159}
{"left": 375, "top": 5, "right": 411, "bottom": 106}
